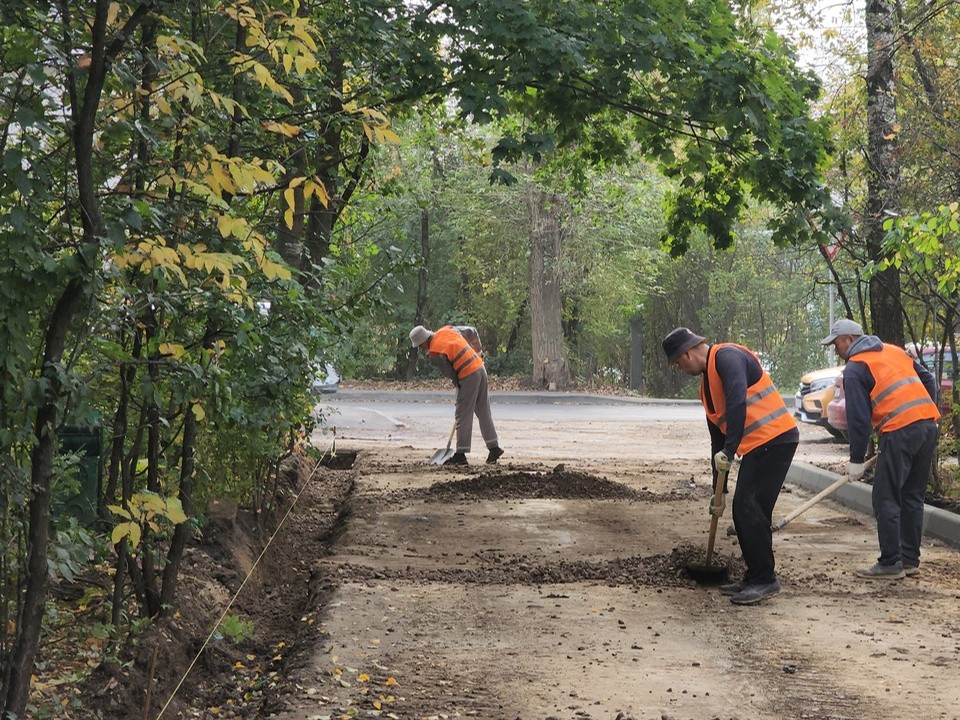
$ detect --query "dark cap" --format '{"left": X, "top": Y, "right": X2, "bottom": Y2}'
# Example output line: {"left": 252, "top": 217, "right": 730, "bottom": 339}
{"left": 662, "top": 327, "right": 706, "bottom": 363}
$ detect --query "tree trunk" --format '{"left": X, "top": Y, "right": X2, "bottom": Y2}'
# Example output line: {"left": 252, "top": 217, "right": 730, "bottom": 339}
{"left": 402, "top": 208, "right": 430, "bottom": 379}
{"left": 160, "top": 403, "right": 196, "bottom": 611}
{"left": 2, "top": 0, "right": 154, "bottom": 712}
{"left": 865, "top": 0, "right": 904, "bottom": 344}
{"left": 526, "top": 186, "right": 571, "bottom": 390}
{"left": 3, "top": 280, "right": 83, "bottom": 718}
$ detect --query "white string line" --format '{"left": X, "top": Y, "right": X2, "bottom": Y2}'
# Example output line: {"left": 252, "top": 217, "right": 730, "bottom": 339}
{"left": 155, "top": 450, "right": 330, "bottom": 719}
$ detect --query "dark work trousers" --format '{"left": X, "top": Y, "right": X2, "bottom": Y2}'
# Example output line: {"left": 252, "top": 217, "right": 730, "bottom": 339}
{"left": 732, "top": 440, "right": 798, "bottom": 585}
{"left": 873, "top": 419, "right": 939, "bottom": 568}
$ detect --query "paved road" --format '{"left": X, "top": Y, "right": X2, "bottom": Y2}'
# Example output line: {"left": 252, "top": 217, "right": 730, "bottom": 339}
{"left": 319, "top": 389, "right": 704, "bottom": 435}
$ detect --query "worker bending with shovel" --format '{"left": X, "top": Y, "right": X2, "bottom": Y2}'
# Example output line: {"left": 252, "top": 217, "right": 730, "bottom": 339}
{"left": 662, "top": 328, "right": 798, "bottom": 605}
{"left": 410, "top": 324, "right": 504, "bottom": 466}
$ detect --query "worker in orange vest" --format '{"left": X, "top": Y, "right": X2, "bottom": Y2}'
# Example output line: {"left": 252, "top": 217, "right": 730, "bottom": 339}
{"left": 821, "top": 318, "right": 940, "bottom": 579}
{"left": 410, "top": 324, "right": 504, "bottom": 466}
{"left": 663, "top": 327, "right": 798, "bottom": 606}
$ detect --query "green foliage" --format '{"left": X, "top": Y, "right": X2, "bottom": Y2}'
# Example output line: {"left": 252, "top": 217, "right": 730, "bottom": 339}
{"left": 47, "top": 517, "right": 101, "bottom": 584}
{"left": 216, "top": 614, "right": 255, "bottom": 644}
{"left": 407, "top": 0, "right": 839, "bottom": 250}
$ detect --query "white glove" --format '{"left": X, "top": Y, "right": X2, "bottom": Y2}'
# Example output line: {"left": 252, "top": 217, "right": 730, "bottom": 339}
{"left": 848, "top": 461, "right": 865, "bottom": 481}
{"left": 714, "top": 450, "right": 732, "bottom": 473}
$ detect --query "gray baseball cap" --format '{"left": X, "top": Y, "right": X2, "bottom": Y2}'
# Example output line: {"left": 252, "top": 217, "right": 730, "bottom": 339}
{"left": 820, "top": 318, "right": 864, "bottom": 345}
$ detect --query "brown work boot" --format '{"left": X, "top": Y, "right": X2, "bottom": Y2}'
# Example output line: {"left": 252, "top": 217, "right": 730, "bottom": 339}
{"left": 486, "top": 446, "right": 504, "bottom": 463}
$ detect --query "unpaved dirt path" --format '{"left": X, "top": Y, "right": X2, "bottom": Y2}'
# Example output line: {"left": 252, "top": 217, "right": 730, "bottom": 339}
{"left": 272, "top": 397, "right": 960, "bottom": 720}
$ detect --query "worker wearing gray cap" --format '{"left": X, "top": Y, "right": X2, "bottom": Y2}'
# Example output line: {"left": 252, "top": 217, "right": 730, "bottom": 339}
{"left": 821, "top": 318, "right": 940, "bottom": 579}
{"left": 410, "top": 324, "right": 503, "bottom": 465}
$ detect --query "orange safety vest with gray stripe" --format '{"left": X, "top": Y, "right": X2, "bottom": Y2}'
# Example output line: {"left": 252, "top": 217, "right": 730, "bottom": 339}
{"left": 699, "top": 343, "right": 796, "bottom": 455}
{"left": 851, "top": 344, "right": 941, "bottom": 433}
{"left": 430, "top": 326, "right": 484, "bottom": 379}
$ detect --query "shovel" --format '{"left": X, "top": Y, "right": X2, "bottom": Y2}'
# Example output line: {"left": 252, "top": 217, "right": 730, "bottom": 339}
{"left": 772, "top": 455, "right": 877, "bottom": 532}
{"left": 428, "top": 421, "right": 457, "bottom": 465}
{"left": 685, "top": 469, "right": 730, "bottom": 583}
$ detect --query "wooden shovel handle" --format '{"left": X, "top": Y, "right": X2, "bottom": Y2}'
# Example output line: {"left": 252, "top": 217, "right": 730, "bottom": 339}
{"left": 772, "top": 455, "right": 878, "bottom": 532}
{"left": 704, "top": 469, "right": 727, "bottom": 565}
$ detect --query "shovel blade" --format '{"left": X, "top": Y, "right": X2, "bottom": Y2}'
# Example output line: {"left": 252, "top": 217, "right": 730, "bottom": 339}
{"left": 429, "top": 448, "right": 454, "bottom": 465}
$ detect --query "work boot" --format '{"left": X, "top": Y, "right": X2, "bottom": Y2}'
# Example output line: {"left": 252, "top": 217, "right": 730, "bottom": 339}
{"left": 904, "top": 564, "right": 920, "bottom": 577}
{"left": 730, "top": 580, "right": 781, "bottom": 606}
{"left": 719, "top": 580, "right": 746, "bottom": 596}
{"left": 855, "top": 562, "right": 905, "bottom": 580}
{"left": 444, "top": 452, "right": 468, "bottom": 466}
{"left": 486, "top": 446, "right": 504, "bottom": 464}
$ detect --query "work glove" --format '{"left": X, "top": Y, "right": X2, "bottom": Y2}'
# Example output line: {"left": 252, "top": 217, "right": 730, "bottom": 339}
{"left": 708, "top": 494, "right": 726, "bottom": 517}
{"left": 848, "top": 461, "right": 865, "bottom": 481}
{"left": 713, "top": 450, "right": 732, "bottom": 473}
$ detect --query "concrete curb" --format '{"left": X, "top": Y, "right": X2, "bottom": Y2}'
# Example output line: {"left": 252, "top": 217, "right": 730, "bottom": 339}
{"left": 334, "top": 388, "right": 698, "bottom": 406}
{"left": 786, "top": 461, "right": 960, "bottom": 549}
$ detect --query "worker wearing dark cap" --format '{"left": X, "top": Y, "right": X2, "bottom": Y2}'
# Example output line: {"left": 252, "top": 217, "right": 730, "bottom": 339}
{"left": 662, "top": 327, "right": 798, "bottom": 605}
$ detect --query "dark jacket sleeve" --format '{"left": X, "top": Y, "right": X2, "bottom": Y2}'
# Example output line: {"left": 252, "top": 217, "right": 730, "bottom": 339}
{"left": 429, "top": 353, "right": 458, "bottom": 384}
{"left": 914, "top": 359, "right": 939, "bottom": 403}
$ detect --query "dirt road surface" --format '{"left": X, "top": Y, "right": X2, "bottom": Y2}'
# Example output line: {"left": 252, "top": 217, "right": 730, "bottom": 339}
{"left": 273, "top": 395, "right": 960, "bottom": 720}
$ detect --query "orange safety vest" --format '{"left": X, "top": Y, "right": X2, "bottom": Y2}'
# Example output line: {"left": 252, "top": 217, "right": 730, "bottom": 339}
{"left": 851, "top": 344, "right": 940, "bottom": 433}
{"left": 700, "top": 343, "right": 796, "bottom": 455}
{"left": 429, "top": 326, "right": 484, "bottom": 379}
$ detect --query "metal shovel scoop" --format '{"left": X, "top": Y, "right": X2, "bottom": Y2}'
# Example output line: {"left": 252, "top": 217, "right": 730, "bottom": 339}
{"left": 428, "top": 422, "right": 457, "bottom": 465}
{"left": 685, "top": 469, "right": 730, "bottom": 583}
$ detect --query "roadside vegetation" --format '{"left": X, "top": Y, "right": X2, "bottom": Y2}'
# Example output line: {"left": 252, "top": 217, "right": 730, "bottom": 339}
{"left": 0, "top": 0, "right": 959, "bottom": 717}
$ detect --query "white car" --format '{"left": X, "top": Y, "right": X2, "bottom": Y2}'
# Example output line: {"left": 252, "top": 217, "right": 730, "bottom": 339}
{"left": 311, "top": 363, "right": 340, "bottom": 394}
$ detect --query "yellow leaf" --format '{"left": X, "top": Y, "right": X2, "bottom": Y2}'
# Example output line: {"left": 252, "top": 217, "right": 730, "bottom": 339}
{"left": 259, "top": 257, "right": 293, "bottom": 281}
{"left": 107, "top": 504, "right": 132, "bottom": 520}
{"left": 158, "top": 342, "right": 187, "bottom": 359}
{"left": 378, "top": 127, "right": 401, "bottom": 145}
{"left": 295, "top": 54, "right": 317, "bottom": 75}
{"left": 385, "top": 677, "right": 398, "bottom": 686}
{"left": 112, "top": 522, "right": 142, "bottom": 548}
{"left": 165, "top": 498, "right": 188, "bottom": 524}
{"left": 358, "top": 673, "right": 370, "bottom": 682}
{"left": 305, "top": 179, "right": 329, "bottom": 208}
{"left": 262, "top": 121, "right": 302, "bottom": 138}
{"left": 192, "top": 403, "right": 206, "bottom": 421}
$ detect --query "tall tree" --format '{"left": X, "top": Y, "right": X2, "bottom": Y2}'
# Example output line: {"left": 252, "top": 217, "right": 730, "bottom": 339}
{"left": 865, "top": 0, "right": 904, "bottom": 343}
{"left": 526, "top": 186, "right": 572, "bottom": 389}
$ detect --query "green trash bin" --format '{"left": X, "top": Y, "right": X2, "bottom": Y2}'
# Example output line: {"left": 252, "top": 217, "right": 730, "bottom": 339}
{"left": 59, "top": 424, "right": 102, "bottom": 524}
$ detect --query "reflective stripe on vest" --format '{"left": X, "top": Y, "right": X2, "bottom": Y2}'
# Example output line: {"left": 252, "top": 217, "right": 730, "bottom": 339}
{"left": 852, "top": 344, "right": 940, "bottom": 433}
{"left": 431, "top": 326, "right": 484, "bottom": 379}
{"left": 700, "top": 343, "right": 797, "bottom": 455}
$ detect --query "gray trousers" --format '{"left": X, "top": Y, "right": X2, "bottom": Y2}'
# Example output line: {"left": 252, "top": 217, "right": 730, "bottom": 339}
{"left": 455, "top": 367, "right": 498, "bottom": 452}
{"left": 873, "top": 420, "right": 939, "bottom": 567}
